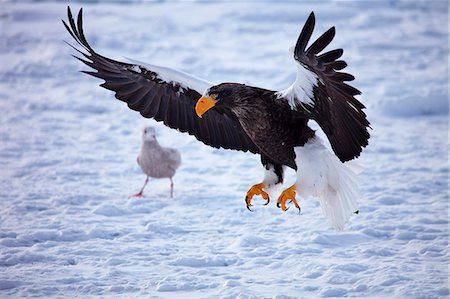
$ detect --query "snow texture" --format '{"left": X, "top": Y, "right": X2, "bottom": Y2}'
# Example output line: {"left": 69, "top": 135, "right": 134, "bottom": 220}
{"left": 0, "top": 1, "right": 448, "bottom": 298}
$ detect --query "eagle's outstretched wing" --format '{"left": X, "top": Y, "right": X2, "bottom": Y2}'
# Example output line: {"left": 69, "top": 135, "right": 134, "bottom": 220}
{"left": 277, "top": 12, "right": 370, "bottom": 162}
{"left": 63, "top": 7, "right": 259, "bottom": 154}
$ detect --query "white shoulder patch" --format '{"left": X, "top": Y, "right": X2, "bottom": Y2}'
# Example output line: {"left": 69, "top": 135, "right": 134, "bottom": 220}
{"left": 125, "top": 57, "right": 213, "bottom": 95}
{"left": 276, "top": 47, "right": 318, "bottom": 110}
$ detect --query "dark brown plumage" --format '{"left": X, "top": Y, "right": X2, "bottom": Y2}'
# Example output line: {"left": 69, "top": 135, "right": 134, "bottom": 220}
{"left": 63, "top": 7, "right": 259, "bottom": 155}
{"left": 204, "top": 84, "right": 314, "bottom": 170}
{"left": 292, "top": 13, "right": 370, "bottom": 162}
{"left": 63, "top": 7, "right": 370, "bottom": 228}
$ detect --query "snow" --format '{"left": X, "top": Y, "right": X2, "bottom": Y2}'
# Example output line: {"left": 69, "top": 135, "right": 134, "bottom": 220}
{"left": 0, "top": 1, "right": 448, "bottom": 298}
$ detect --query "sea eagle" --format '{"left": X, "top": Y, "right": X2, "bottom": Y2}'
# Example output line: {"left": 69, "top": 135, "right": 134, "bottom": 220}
{"left": 63, "top": 7, "right": 370, "bottom": 230}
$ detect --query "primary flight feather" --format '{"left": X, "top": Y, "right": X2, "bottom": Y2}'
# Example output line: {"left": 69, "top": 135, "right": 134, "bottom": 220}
{"left": 63, "top": 7, "right": 370, "bottom": 230}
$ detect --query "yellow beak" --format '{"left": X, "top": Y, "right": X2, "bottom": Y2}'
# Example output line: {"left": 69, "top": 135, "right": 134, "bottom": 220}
{"left": 195, "top": 96, "right": 217, "bottom": 118}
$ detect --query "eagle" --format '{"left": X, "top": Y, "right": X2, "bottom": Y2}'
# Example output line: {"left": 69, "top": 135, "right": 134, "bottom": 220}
{"left": 63, "top": 7, "right": 370, "bottom": 230}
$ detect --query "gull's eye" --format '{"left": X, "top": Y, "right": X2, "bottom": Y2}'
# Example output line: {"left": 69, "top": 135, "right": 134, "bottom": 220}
{"left": 144, "top": 129, "right": 147, "bottom": 134}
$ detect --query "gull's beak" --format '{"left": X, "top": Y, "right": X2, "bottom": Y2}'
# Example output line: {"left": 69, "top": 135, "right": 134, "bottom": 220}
{"left": 195, "top": 96, "right": 217, "bottom": 118}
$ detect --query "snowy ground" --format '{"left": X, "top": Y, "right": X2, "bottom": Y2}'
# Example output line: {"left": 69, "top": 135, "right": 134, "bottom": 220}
{"left": 0, "top": 1, "right": 449, "bottom": 298}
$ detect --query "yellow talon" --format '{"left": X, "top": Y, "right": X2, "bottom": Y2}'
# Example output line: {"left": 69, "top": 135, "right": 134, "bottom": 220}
{"left": 277, "top": 185, "right": 300, "bottom": 212}
{"left": 245, "top": 183, "right": 270, "bottom": 211}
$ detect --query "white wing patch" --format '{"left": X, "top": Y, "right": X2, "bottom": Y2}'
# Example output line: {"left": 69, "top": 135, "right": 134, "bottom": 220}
{"left": 128, "top": 64, "right": 142, "bottom": 74}
{"left": 276, "top": 47, "right": 318, "bottom": 110}
{"left": 125, "top": 57, "right": 213, "bottom": 95}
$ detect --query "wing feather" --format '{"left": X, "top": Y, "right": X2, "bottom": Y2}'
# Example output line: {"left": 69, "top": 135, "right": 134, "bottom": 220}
{"left": 279, "top": 12, "right": 370, "bottom": 162}
{"left": 306, "top": 27, "right": 335, "bottom": 56}
{"left": 318, "top": 49, "right": 344, "bottom": 64}
{"left": 294, "top": 12, "right": 315, "bottom": 56}
{"left": 63, "top": 6, "right": 259, "bottom": 154}
{"left": 324, "top": 60, "right": 347, "bottom": 70}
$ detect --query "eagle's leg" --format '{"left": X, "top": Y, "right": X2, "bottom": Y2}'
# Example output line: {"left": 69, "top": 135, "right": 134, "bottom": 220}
{"left": 245, "top": 183, "right": 270, "bottom": 211}
{"left": 245, "top": 158, "right": 284, "bottom": 211}
{"left": 277, "top": 185, "right": 300, "bottom": 212}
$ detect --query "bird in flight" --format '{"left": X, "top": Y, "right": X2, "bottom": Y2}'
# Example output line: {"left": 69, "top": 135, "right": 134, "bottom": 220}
{"left": 130, "top": 127, "right": 181, "bottom": 199}
{"left": 63, "top": 7, "right": 370, "bottom": 230}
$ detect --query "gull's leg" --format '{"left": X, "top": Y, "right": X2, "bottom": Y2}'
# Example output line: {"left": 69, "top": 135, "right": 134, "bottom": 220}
{"left": 170, "top": 177, "right": 174, "bottom": 199}
{"left": 129, "top": 176, "right": 149, "bottom": 198}
{"left": 277, "top": 184, "right": 300, "bottom": 212}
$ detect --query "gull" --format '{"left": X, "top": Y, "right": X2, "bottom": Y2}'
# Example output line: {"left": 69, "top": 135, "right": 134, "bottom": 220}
{"left": 130, "top": 127, "right": 181, "bottom": 198}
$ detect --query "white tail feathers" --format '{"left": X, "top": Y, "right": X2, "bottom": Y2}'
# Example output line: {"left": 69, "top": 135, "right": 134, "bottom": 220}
{"left": 294, "top": 136, "right": 360, "bottom": 231}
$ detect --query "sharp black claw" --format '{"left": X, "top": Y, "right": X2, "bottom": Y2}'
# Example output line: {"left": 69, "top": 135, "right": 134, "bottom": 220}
{"left": 245, "top": 196, "right": 253, "bottom": 212}
{"left": 276, "top": 202, "right": 281, "bottom": 208}
{"left": 263, "top": 198, "right": 270, "bottom": 206}
{"left": 297, "top": 207, "right": 301, "bottom": 214}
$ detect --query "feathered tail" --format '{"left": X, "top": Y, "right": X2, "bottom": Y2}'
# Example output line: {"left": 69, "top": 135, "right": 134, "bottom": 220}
{"left": 294, "top": 136, "right": 360, "bottom": 230}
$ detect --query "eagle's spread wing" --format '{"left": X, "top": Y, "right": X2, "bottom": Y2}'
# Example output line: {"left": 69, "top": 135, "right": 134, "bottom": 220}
{"left": 63, "top": 7, "right": 259, "bottom": 154}
{"left": 277, "top": 12, "right": 370, "bottom": 162}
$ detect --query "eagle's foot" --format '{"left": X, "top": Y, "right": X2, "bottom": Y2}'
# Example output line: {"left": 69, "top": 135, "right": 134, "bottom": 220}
{"left": 277, "top": 185, "right": 300, "bottom": 212}
{"left": 245, "top": 183, "right": 269, "bottom": 211}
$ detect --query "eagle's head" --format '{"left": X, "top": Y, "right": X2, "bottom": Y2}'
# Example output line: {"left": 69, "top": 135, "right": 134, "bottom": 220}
{"left": 195, "top": 83, "right": 238, "bottom": 118}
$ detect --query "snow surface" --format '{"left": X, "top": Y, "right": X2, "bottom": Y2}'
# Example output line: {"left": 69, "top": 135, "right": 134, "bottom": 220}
{"left": 0, "top": 1, "right": 449, "bottom": 298}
